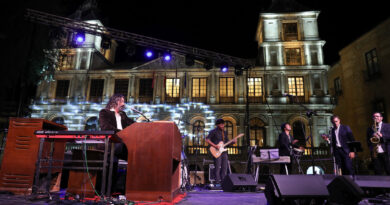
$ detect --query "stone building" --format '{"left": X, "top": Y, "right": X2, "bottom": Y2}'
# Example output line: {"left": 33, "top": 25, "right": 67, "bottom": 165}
{"left": 328, "top": 18, "right": 390, "bottom": 167}
{"left": 31, "top": 1, "right": 334, "bottom": 176}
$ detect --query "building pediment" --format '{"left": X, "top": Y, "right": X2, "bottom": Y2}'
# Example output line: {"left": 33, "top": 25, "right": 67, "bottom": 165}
{"left": 132, "top": 53, "right": 205, "bottom": 70}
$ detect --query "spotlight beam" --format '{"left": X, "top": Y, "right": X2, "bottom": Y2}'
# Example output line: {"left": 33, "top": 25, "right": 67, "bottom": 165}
{"left": 25, "top": 8, "right": 254, "bottom": 68}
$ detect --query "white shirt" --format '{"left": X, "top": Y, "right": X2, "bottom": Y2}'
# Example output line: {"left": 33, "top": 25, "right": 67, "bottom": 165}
{"left": 110, "top": 108, "right": 123, "bottom": 130}
{"left": 335, "top": 125, "right": 342, "bottom": 147}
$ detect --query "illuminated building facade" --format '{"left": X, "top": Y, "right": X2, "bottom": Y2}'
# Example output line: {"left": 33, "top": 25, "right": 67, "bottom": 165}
{"left": 31, "top": 4, "right": 334, "bottom": 174}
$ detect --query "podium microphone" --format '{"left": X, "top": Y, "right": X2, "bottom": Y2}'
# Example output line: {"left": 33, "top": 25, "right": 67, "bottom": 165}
{"left": 130, "top": 107, "right": 150, "bottom": 122}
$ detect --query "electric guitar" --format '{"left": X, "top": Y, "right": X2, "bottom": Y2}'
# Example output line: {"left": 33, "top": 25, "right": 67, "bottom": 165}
{"left": 209, "top": 134, "right": 244, "bottom": 158}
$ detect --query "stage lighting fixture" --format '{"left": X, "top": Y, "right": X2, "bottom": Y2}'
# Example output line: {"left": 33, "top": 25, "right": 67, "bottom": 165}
{"left": 163, "top": 53, "right": 172, "bottom": 62}
{"left": 221, "top": 65, "right": 229, "bottom": 73}
{"left": 204, "top": 59, "right": 213, "bottom": 70}
{"left": 74, "top": 31, "right": 85, "bottom": 45}
{"left": 145, "top": 50, "right": 154, "bottom": 58}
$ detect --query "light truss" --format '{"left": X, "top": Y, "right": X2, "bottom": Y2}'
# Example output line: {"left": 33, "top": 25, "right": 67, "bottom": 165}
{"left": 25, "top": 8, "right": 254, "bottom": 67}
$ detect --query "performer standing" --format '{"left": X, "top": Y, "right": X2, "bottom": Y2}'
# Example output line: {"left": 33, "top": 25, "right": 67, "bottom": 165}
{"left": 366, "top": 112, "right": 390, "bottom": 175}
{"left": 322, "top": 115, "right": 355, "bottom": 175}
{"left": 278, "top": 123, "right": 301, "bottom": 174}
{"left": 206, "top": 119, "right": 237, "bottom": 185}
{"left": 99, "top": 93, "right": 135, "bottom": 193}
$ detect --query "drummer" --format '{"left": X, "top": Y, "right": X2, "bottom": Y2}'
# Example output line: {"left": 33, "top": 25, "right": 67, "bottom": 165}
{"left": 278, "top": 123, "right": 304, "bottom": 174}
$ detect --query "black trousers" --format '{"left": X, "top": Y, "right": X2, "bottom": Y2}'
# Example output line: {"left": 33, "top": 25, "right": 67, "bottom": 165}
{"left": 280, "top": 156, "right": 292, "bottom": 175}
{"left": 372, "top": 152, "right": 390, "bottom": 175}
{"left": 334, "top": 147, "right": 354, "bottom": 175}
{"left": 213, "top": 152, "right": 228, "bottom": 183}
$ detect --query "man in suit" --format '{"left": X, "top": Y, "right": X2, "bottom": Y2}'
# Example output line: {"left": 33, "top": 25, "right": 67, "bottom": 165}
{"left": 322, "top": 115, "right": 355, "bottom": 175}
{"left": 278, "top": 123, "right": 300, "bottom": 174}
{"left": 367, "top": 112, "right": 390, "bottom": 175}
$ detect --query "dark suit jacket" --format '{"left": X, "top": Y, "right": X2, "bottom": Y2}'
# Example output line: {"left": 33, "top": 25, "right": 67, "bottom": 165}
{"left": 367, "top": 122, "right": 390, "bottom": 155}
{"left": 278, "top": 132, "right": 297, "bottom": 156}
{"left": 99, "top": 109, "right": 135, "bottom": 132}
{"left": 332, "top": 125, "right": 355, "bottom": 153}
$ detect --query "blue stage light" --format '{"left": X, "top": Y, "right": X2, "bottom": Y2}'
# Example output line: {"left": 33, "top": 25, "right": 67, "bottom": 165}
{"left": 221, "top": 65, "right": 228, "bottom": 73}
{"left": 74, "top": 32, "right": 85, "bottom": 45}
{"left": 145, "top": 50, "right": 154, "bottom": 58}
{"left": 163, "top": 53, "right": 171, "bottom": 62}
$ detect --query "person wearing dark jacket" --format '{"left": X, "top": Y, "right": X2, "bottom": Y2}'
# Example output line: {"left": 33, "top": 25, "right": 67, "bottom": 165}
{"left": 278, "top": 123, "right": 300, "bottom": 174}
{"left": 99, "top": 93, "right": 135, "bottom": 193}
{"left": 367, "top": 112, "right": 390, "bottom": 175}
{"left": 322, "top": 115, "right": 355, "bottom": 175}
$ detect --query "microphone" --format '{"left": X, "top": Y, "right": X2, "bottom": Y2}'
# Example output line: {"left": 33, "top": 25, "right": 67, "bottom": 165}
{"left": 130, "top": 107, "right": 143, "bottom": 114}
{"left": 130, "top": 107, "right": 150, "bottom": 122}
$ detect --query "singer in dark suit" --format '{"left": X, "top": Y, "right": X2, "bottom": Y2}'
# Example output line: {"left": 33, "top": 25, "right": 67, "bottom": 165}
{"left": 278, "top": 123, "right": 300, "bottom": 174}
{"left": 366, "top": 112, "right": 390, "bottom": 175}
{"left": 323, "top": 115, "right": 355, "bottom": 175}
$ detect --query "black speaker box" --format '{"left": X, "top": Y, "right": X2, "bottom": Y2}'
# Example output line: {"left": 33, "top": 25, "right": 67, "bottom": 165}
{"left": 327, "top": 176, "right": 364, "bottom": 205}
{"left": 221, "top": 174, "right": 257, "bottom": 192}
{"left": 265, "top": 175, "right": 329, "bottom": 205}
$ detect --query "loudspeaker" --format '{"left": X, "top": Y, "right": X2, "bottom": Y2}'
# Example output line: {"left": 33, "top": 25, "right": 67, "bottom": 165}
{"left": 221, "top": 174, "right": 257, "bottom": 192}
{"left": 327, "top": 176, "right": 364, "bottom": 205}
{"left": 265, "top": 175, "right": 329, "bottom": 205}
{"left": 354, "top": 175, "right": 390, "bottom": 197}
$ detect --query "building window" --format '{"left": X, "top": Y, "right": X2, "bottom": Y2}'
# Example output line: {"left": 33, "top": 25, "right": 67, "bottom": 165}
{"left": 187, "top": 120, "right": 207, "bottom": 154}
{"left": 165, "top": 78, "right": 180, "bottom": 103}
{"left": 89, "top": 79, "right": 104, "bottom": 102}
{"left": 249, "top": 118, "right": 265, "bottom": 147}
{"left": 85, "top": 117, "right": 99, "bottom": 131}
{"left": 59, "top": 53, "right": 75, "bottom": 70}
{"left": 285, "top": 48, "right": 302, "bottom": 66}
{"left": 334, "top": 77, "right": 342, "bottom": 96}
{"left": 365, "top": 48, "right": 380, "bottom": 79}
{"left": 288, "top": 77, "right": 304, "bottom": 103}
{"left": 283, "top": 23, "right": 298, "bottom": 41}
{"left": 224, "top": 120, "right": 238, "bottom": 155}
{"left": 55, "top": 80, "right": 70, "bottom": 99}
{"left": 219, "top": 77, "right": 234, "bottom": 103}
{"left": 248, "top": 77, "right": 263, "bottom": 103}
{"left": 192, "top": 78, "right": 207, "bottom": 103}
{"left": 114, "top": 79, "right": 129, "bottom": 100}
{"left": 139, "top": 79, "right": 153, "bottom": 103}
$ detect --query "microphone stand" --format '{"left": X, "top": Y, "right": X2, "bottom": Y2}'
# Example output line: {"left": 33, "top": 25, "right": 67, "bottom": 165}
{"left": 132, "top": 109, "right": 150, "bottom": 122}
{"left": 327, "top": 128, "right": 338, "bottom": 175}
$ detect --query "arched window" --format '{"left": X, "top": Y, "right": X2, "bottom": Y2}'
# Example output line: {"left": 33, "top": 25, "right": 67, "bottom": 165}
{"left": 85, "top": 117, "right": 99, "bottom": 131}
{"left": 224, "top": 120, "right": 234, "bottom": 140}
{"left": 192, "top": 120, "right": 205, "bottom": 146}
{"left": 249, "top": 118, "right": 265, "bottom": 147}
{"left": 52, "top": 117, "right": 65, "bottom": 125}
{"left": 292, "top": 120, "right": 306, "bottom": 146}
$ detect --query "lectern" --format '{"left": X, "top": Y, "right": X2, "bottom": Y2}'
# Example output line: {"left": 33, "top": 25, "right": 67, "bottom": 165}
{"left": 0, "top": 118, "right": 66, "bottom": 194}
{"left": 116, "top": 121, "right": 182, "bottom": 202}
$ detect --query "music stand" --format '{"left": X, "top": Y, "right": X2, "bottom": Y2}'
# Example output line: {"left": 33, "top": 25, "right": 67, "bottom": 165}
{"left": 347, "top": 141, "right": 363, "bottom": 175}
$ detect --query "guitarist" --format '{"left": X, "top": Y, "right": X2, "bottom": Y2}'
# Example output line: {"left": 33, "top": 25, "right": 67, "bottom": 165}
{"left": 206, "top": 119, "right": 237, "bottom": 185}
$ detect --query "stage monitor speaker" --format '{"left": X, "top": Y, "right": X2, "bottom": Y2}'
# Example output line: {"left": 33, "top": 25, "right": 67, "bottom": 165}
{"left": 327, "top": 176, "right": 364, "bottom": 205}
{"left": 221, "top": 174, "right": 257, "bottom": 192}
{"left": 354, "top": 175, "right": 390, "bottom": 197}
{"left": 265, "top": 175, "right": 329, "bottom": 205}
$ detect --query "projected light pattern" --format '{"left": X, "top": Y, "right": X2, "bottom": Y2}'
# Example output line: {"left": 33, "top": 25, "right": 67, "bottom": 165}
{"left": 30, "top": 100, "right": 215, "bottom": 137}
